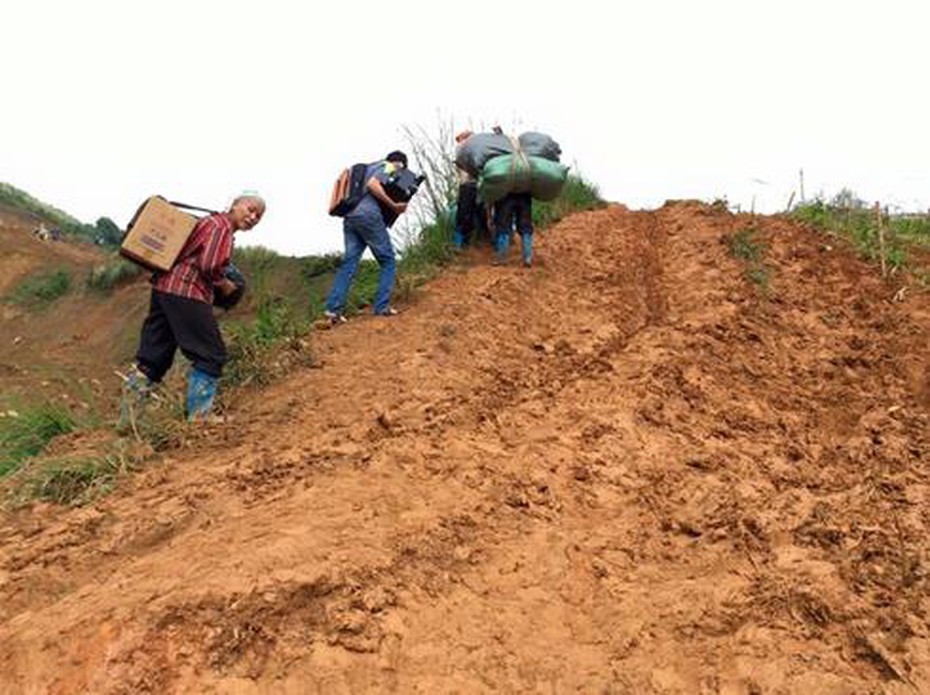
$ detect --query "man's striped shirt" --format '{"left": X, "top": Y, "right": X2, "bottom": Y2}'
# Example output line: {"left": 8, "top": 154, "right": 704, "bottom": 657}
{"left": 153, "top": 213, "right": 233, "bottom": 304}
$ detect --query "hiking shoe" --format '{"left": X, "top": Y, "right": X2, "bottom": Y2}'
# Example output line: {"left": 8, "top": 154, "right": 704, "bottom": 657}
{"left": 324, "top": 310, "right": 347, "bottom": 325}
{"left": 374, "top": 307, "right": 399, "bottom": 317}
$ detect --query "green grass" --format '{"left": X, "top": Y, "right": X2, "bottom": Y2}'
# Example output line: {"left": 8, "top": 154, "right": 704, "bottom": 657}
{"left": 87, "top": 257, "right": 143, "bottom": 293}
{"left": 300, "top": 253, "right": 343, "bottom": 280}
{"left": 15, "top": 455, "right": 120, "bottom": 506}
{"left": 533, "top": 173, "right": 605, "bottom": 228}
{"left": 792, "top": 192, "right": 930, "bottom": 277}
{"left": 8, "top": 439, "right": 143, "bottom": 507}
{"left": 223, "top": 296, "right": 312, "bottom": 387}
{"left": 232, "top": 245, "right": 282, "bottom": 298}
{"left": 6, "top": 268, "right": 72, "bottom": 308}
{"left": 0, "top": 405, "right": 75, "bottom": 477}
{"left": 727, "top": 227, "right": 765, "bottom": 263}
{"left": 726, "top": 226, "right": 771, "bottom": 293}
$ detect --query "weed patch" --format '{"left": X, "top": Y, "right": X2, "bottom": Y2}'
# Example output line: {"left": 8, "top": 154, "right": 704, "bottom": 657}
{"left": 6, "top": 269, "right": 71, "bottom": 308}
{"left": 726, "top": 226, "right": 772, "bottom": 294}
{"left": 223, "top": 297, "right": 312, "bottom": 387}
{"left": 87, "top": 258, "right": 143, "bottom": 293}
{"left": 0, "top": 405, "right": 75, "bottom": 476}
{"left": 533, "top": 173, "right": 605, "bottom": 228}
{"left": 7, "top": 438, "right": 146, "bottom": 507}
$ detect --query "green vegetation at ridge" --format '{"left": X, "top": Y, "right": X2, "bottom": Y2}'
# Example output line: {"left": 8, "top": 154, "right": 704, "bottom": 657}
{"left": 792, "top": 189, "right": 930, "bottom": 282}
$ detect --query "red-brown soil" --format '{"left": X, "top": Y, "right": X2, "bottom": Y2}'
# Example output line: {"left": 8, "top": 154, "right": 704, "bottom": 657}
{"left": 0, "top": 205, "right": 150, "bottom": 410}
{"left": 0, "top": 202, "right": 927, "bottom": 693}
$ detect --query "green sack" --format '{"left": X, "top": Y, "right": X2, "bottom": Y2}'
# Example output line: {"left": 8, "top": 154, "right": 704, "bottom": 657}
{"left": 529, "top": 157, "right": 569, "bottom": 202}
{"left": 479, "top": 154, "right": 530, "bottom": 204}
{"left": 478, "top": 154, "right": 568, "bottom": 204}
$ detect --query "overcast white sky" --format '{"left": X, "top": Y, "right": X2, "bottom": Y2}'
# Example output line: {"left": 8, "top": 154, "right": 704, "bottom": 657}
{"left": 2, "top": 0, "right": 928, "bottom": 255}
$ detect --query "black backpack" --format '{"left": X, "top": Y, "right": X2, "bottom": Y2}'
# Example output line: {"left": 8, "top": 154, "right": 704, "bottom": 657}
{"left": 328, "top": 163, "right": 370, "bottom": 217}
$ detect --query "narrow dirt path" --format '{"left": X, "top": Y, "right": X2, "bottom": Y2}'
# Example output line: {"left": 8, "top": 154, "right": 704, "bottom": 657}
{"left": 1, "top": 203, "right": 927, "bottom": 694}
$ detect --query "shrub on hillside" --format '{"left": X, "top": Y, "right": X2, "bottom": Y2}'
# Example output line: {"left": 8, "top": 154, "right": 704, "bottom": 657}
{"left": 87, "top": 258, "right": 143, "bottom": 292}
{"left": 7, "top": 269, "right": 72, "bottom": 307}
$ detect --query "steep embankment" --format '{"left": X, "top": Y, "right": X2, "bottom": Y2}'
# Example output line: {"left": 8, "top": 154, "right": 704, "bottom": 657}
{"left": 0, "top": 202, "right": 927, "bottom": 693}
{"left": 0, "top": 205, "right": 150, "bottom": 410}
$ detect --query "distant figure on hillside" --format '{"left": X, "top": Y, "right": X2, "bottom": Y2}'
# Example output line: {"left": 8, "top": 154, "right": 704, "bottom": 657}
{"left": 324, "top": 150, "right": 410, "bottom": 323}
{"left": 32, "top": 222, "right": 50, "bottom": 241}
{"left": 120, "top": 193, "right": 265, "bottom": 426}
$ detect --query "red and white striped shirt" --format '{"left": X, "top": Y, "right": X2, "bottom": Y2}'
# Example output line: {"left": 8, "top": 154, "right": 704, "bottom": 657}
{"left": 153, "top": 213, "right": 234, "bottom": 304}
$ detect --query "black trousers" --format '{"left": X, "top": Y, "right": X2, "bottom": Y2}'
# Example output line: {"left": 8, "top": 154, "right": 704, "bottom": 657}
{"left": 493, "top": 192, "right": 533, "bottom": 235}
{"left": 456, "top": 182, "right": 491, "bottom": 244}
{"left": 456, "top": 182, "right": 479, "bottom": 242}
{"left": 136, "top": 290, "right": 227, "bottom": 382}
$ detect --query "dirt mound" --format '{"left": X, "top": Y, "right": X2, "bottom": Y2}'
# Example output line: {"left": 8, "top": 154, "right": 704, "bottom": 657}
{"left": 0, "top": 202, "right": 927, "bottom": 693}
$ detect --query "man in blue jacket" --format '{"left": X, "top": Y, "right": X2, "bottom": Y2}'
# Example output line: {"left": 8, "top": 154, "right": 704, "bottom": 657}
{"left": 325, "top": 151, "right": 409, "bottom": 322}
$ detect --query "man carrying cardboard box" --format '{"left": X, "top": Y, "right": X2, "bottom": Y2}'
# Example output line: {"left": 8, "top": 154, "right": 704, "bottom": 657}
{"left": 120, "top": 193, "right": 265, "bottom": 425}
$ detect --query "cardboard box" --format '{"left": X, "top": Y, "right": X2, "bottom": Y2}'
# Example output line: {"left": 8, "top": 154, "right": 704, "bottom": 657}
{"left": 120, "top": 196, "right": 198, "bottom": 272}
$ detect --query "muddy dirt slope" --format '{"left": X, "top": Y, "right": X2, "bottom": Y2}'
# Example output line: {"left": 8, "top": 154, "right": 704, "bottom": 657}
{"left": 1, "top": 202, "right": 927, "bottom": 693}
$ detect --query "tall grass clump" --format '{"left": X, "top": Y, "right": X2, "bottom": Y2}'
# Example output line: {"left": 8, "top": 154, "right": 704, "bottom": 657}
{"left": 87, "top": 258, "right": 143, "bottom": 293}
{"left": 13, "top": 455, "right": 122, "bottom": 506}
{"left": 7, "top": 269, "right": 72, "bottom": 307}
{"left": 0, "top": 405, "right": 75, "bottom": 476}
{"left": 533, "top": 173, "right": 604, "bottom": 228}
{"left": 6, "top": 436, "right": 147, "bottom": 507}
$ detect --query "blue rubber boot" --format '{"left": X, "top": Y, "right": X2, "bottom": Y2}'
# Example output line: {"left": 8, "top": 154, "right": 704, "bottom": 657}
{"left": 520, "top": 232, "right": 534, "bottom": 267}
{"left": 186, "top": 367, "right": 218, "bottom": 422}
{"left": 493, "top": 231, "right": 510, "bottom": 265}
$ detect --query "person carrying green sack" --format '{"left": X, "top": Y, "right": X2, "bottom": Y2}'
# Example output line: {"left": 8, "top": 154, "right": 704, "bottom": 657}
{"left": 488, "top": 128, "right": 534, "bottom": 267}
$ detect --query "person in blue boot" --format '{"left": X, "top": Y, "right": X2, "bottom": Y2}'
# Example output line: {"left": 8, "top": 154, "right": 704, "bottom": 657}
{"left": 493, "top": 191, "right": 534, "bottom": 267}
{"left": 120, "top": 193, "right": 265, "bottom": 425}
{"left": 324, "top": 151, "right": 409, "bottom": 323}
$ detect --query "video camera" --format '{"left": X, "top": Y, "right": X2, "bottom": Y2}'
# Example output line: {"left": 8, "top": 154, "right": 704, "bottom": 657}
{"left": 380, "top": 168, "right": 426, "bottom": 227}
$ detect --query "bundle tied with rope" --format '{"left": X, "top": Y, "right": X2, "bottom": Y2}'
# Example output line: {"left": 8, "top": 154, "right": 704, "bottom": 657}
{"left": 458, "top": 131, "right": 569, "bottom": 204}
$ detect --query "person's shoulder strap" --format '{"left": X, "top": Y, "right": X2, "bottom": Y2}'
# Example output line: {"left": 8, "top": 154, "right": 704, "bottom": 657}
{"left": 168, "top": 200, "right": 220, "bottom": 215}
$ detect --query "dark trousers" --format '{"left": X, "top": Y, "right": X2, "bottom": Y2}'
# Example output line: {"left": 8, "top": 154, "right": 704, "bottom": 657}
{"left": 456, "top": 182, "right": 479, "bottom": 243}
{"left": 493, "top": 192, "right": 533, "bottom": 236}
{"left": 455, "top": 182, "right": 490, "bottom": 244}
{"left": 136, "top": 290, "right": 227, "bottom": 382}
